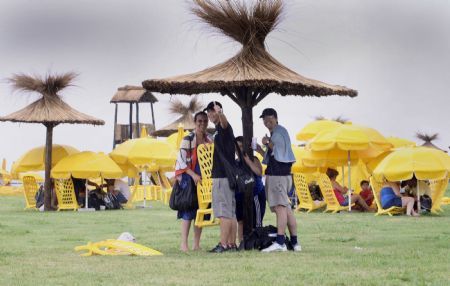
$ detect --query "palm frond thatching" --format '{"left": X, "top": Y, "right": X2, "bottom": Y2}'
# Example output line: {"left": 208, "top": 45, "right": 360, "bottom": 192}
{"left": 332, "top": 116, "right": 349, "bottom": 124}
{"left": 110, "top": 85, "right": 158, "bottom": 103}
{"left": 153, "top": 97, "right": 211, "bottom": 137}
{"left": 313, "top": 115, "right": 348, "bottom": 123}
{"left": 142, "top": 0, "right": 357, "bottom": 97}
{"left": 0, "top": 72, "right": 104, "bottom": 125}
{"left": 8, "top": 72, "right": 77, "bottom": 97}
{"left": 169, "top": 96, "right": 203, "bottom": 116}
{"left": 416, "top": 132, "right": 438, "bottom": 143}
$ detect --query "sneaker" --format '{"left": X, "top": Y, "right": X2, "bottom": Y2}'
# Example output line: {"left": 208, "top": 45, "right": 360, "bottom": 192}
{"left": 227, "top": 244, "right": 238, "bottom": 252}
{"left": 261, "top": 242, "right": 287, "bottom": 252}
{"left": 292, "top": 243, "right": 302, "bottom": 252}
{"left": 209, "top": 243, "right": 227, "bottom": 253}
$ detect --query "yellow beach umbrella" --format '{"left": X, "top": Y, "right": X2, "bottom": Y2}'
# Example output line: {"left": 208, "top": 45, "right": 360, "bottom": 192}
{"left": 51, "top": 151, "right": 124, "bottom": 179}
{"left": 291, "top": 146, "right": 324, "bottom": 173}
{"left": 52, "top": 151, "right": 124, "bottom": 210}
{"left": 310, "top": 124, "right": 392, "bottom": 152}
{"left": 386, "top": 137, "right": 416, "bottom": 148}
{"left": 110, "top": 137, "right": 177, "bottom": 170}
{"left": 110, "top": 137, "right": 177, "bottom": 207}
{"left": 140, "top": 126, "right": 149, "bottom": 138}
{"left": 296, "top": 120, "right": 342, "bottom": 141}
{"left": 309, "top": 124, "right": 392, "bottom": 210}
{"left": 166, "top": 129, "right": 190, "bottom": 149}
{"left": 373, "top": 146, "right": 450, "bottom": 211}
{"left": 373, "top": 147, "right": 450, "bottom": 182}
{"left": 12, "top": 145, "right": 79, "bottom": 173}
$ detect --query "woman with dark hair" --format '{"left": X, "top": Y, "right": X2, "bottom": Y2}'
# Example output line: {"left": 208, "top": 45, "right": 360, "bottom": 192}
{"left": 326, "top": 168, "right": 372, "bottom": 211}
{"left": 175, "top": 111, "right": 213, "bottom": 252}
{"left": 234, "top": 136, "right": 266, "bottom": 246}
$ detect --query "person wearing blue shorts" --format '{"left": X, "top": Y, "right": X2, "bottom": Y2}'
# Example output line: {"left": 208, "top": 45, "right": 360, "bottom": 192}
{"left": 380, "top": 181, "right": 418, "bottom": 216}
{"left": 233, "top": 136, "right": 266, "bottom": 246}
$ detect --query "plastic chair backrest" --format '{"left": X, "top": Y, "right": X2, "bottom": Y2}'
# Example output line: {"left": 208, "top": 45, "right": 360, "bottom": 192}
{"left": 197, "top": 143, "right": 214, "bottom": 180}
{"left": 55, "top": 179, "right": 79, "bottom": 210}
{"left": 22, "top": 175, "right": 38, "bottom": 208}
{"left": 293, "top": 173, "right": 313, "bottom": 205}
{"left": 369, "top": 177, "right": 384, "bottom": 210}
{"left": 317, "top": 174, "right": 341, "bottom": 208}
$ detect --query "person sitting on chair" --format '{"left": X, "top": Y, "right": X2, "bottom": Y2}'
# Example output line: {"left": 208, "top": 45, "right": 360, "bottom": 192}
{"left": 359, "top": 180, "right": 374, "bottom": 207}
{"left": 380, "top": 180, "right": 419, "bottom": 217}
{"left": 326, "top": 168, "right": 372, "bottom": 212}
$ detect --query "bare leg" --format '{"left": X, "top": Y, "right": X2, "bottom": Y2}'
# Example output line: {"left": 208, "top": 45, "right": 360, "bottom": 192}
{"left": 237, "top": 221, "right": 244, "bottom": 243}
{"left": 192, "top": 225, "right": 202, "bottom": 250}
{"left": 402, "top": 197, "right": 418, "bottom": 216}
{"left": 286, "top": 206, "right": 297, "bottom": 237}
{"left": 274, "top": 205, "right": 288, "bottom": 236}
{"left": 180, "top": 219, "right": 191, "bottom": 252}
{"left": 220, "top": 217, "right": 232, "bottom": 247}
{"left": 229, "top": 218, "right": 237, "bottom": 246}
{"left": 351, "top": 194, "right": 371, "bottom": 211}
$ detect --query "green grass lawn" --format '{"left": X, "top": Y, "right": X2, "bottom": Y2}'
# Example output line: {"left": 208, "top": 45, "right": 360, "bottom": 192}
{"left": 0, "top": 195, "right": 449, "bottom": 286}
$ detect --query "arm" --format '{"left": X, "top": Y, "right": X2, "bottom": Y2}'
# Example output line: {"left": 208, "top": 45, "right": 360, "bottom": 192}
{"left": 243, "top": 154, "right": 263, "bottom": 176}
{"left": 213, "top": 103, "right": 229, "bottom": 129}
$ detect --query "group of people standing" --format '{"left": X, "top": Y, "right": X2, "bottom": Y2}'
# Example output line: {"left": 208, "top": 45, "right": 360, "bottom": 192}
{"left": 174, "top": 101, "right": 300, "bottom": 253}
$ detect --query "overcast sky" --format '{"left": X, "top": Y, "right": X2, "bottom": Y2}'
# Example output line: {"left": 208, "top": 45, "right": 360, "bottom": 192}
{"left": 0, "top": 0, "right": 449, "bottom": 169}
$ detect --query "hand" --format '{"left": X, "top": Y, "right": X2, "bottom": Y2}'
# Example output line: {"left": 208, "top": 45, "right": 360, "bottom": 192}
{"left": 262, "top": 134, "right": 270, "bottom": 145}
{"left": 243, "top": 153, "right": 252, "bottom": 165}
{"left": 213, "top": 102, "right": 222, "bottom": 114}
{"left": 191, "top": 173, "right": 201, "bottom": 185}
{"left": 256, "top": 144, "right": 264, "bottom": 154}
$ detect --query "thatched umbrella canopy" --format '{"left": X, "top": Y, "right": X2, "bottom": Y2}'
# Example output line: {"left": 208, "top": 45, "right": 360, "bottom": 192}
{"left": 152, "top": 97, "right": 214, "bottom": 137}
{"left": 0, "top": 72, "right": 104, "bottom": 210}
{"left": 416, "top": 132, "right": 447, "bottom": 153}
{"left": 142, "top": 0, "right": 357, "bottom": 235}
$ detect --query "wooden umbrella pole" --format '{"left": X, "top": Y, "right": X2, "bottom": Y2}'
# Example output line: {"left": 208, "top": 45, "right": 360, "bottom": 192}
{"left": 240, "top": 98, "right": 254, "bottom": 237}
{"left": 43, "top": 123, "right": 54, "bottom": 211}
{"left": 113, "top": 103, "right": 118, "bottom": 148}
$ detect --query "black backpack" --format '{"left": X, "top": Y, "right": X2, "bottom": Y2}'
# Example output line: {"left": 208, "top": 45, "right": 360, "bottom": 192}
{"left": 243, "top": 225, "right": 293, "bottom": 251}
{"left": 35, "top": 185, "right": 44, "bottom": 209}
{"left": 104, "top": 192, "right": 122, "bottom": 210}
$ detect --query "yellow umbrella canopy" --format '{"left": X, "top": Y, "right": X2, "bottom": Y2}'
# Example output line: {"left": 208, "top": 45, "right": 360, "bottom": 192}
{"left": 309, "top": 124, "right": 392, "bottom": 152}
{"left": 12, "top": 144, "right": 79, "bottom": 173}
{"left": 296, "top": 120, "right": 342, "bottom": 141}
{"left": 373, "top": 146, "right": 450, "bottom": 182}
{"left": 386, "top": 137, "right": 416, "bottom": 148}
{"left": 51, "top": 151, "right": 124, "bottom": 179}
{"left": 166, "top": 130, "right": 190, "bottom": 149}
{"left": 110, "top": 137, "right": 177, "bottom": 171}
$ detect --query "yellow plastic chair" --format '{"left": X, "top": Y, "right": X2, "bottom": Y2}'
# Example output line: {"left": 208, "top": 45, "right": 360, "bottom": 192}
{"left": 195, "top": 143, "right": 219, "bottom": 227}
{"left": 54, "top": 179, "right": 79, "bottom": 211}
{"left": 22, "top": 175, "right": 38, "bottom": 209}
{"left": 75, "top": 240, "right": 163, "bottom": 256}
{"left": 317, "top": 174, "right": 354, "bottom": 213}
{"left": 369, "top": 177, "right": 405, "bottom": 216}
{"left": 293, "top": 172, "right": 326, "bottom": 213}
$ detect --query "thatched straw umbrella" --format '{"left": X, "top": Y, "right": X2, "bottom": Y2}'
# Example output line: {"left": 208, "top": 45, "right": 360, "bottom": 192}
{"left": 0, "top": 72, "right": 104, "bottom": 210}
{"left": 142, "top": 0, "right": 357, "bottom": 234}
{"left": 416, "top": 132, "right": 447, "bottom": 152}
{"left": 152, "top": 96, "right": 214, "bottom": 137}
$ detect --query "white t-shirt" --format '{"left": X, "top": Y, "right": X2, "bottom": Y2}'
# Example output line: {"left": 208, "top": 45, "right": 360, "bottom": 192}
{"left": 114, "top": 179, "right": 130, "bottom": 199}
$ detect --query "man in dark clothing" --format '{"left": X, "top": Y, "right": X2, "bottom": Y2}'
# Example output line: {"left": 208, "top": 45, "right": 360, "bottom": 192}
{"left": 205, "top": 101, "right": 237, "bottom": 253}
